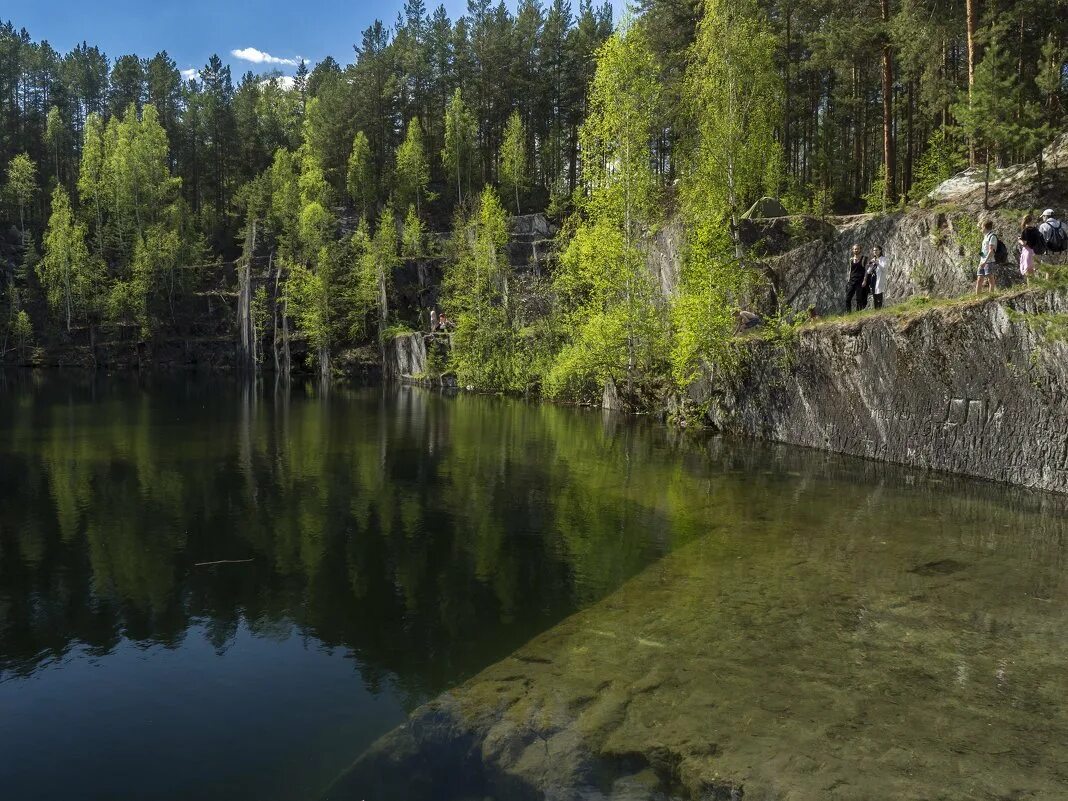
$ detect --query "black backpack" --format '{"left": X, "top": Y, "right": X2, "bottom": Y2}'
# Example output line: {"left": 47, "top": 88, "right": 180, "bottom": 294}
{"left": 994, "top": 236, "right": 1008, "bottom": 264}
{"left": 1031, "top": 226, "right": 1048, "bottom": 256}
{"left": 1043, "top": 220, "right": 1067, "bottom": 253}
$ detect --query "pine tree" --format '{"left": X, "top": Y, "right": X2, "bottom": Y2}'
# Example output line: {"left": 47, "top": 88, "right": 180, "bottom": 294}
{"left": 45, "top": 107, "right": 65, "bottom": 188}
{"left": 953, "top": 25, "right": 1028, "bottom": 209}
{"left": 402, "top": 204, "right": 424, "bottom": 257}
{"left": 361, "top": 206, "right": 398, "bottom": 363}
{"left": 443, "top": 186, "right": 515, "bottom": 387}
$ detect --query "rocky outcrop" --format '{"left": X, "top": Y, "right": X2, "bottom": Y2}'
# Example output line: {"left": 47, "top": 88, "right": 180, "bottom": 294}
{"left": 929, "top": 132, "right": 1068, "bottom": 210}
{"left": 385, "top": 332, "right": 428, "bottom": 378}
{"left": 699, "top": 290, "right": 1068, "bottom": 494}
{"left": 508, "top": 213, "right": 557, "bottom": 275}
{"left": 767, "top": 208, "right": 1032, "bottom": 316}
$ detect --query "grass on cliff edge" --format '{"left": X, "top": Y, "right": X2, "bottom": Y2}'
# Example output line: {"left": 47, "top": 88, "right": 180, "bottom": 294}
{"left": 798, "top": 262, "right": 1068, "bottom": 333}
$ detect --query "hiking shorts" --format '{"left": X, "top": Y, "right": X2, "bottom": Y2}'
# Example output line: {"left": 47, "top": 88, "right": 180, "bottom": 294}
{"left": 977, "top": 262, "right": 994, "bottom": 277}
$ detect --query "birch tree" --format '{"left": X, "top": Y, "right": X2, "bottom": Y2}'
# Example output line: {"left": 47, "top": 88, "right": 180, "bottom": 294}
{"left": 670, "top": 0, "right": 782, "bottom": 385}
{"left": 546, "top": 20, "right": 665, "bottom": 400}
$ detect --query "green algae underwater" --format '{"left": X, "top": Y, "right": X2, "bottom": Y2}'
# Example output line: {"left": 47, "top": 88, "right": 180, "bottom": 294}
{"left": 1, "top": 373, "right": 1066, "bottom": 800}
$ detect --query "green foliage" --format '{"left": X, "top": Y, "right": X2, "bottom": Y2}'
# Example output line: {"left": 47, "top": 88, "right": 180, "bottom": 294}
{"left": 910, "top": 129, "right": 966, "bottom": 203}
{"left": 5, "top": 152, "right": 38, "bottom": 234}
{"left": 863, "top": 164, "right": 890, "bottom": 214}
{"left": 670, "top": 0, "right": 780, "bottom": 386}
{"left": 953, "top": 213, "right": 984, "bottom": 272}
{"left": 401, "top": 204, "right": 423, "bottom": 258}
{"left": 395, "top": 117, "right": 430, "bottom": 215}
{"left": 12, "top": 309, "right": 32, "bottom": 356}
{"left": 346, "top": 130, "right": 374, "bottom": 218}
{"left": 441, "top": 186, "right": 554, "bottom": 392}
{"left": 546, "top": 22, "right": 667, "bottom": 401}
{"left": 953, "top": 24, "right": 1045, "bottom": 205}
{"left": 442, "top": 88, "right": 477, "bottom": 206}
{"left": 39, "top": 185, "right": 104, "bottom": 330}
{"left": 356, "top": 206, "right": 400, "bottom": 350}
{"left": 499, "top": 111, "right": 529, "bottom": 215}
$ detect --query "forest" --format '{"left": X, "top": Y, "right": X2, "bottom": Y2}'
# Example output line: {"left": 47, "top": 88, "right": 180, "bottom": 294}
{"left": 0, "top": 0, "right": 1066, "bottom": 401}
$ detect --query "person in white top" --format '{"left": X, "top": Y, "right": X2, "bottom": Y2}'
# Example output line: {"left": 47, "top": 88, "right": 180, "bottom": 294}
{"left": 976, "top": 219, "right": 998, "bottom": 294}
{"left": 865, "top": 246, "right": 887, "bottom": 309}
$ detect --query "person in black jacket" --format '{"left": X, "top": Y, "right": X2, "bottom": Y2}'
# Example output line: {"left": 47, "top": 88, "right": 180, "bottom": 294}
{"left": 845, "top": 244, "right": 867, "bottom": 312}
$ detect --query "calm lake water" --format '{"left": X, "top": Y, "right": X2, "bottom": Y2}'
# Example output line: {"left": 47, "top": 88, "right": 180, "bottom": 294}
{"left": 1, "top": 374, "right": 1066, "bottom": 801}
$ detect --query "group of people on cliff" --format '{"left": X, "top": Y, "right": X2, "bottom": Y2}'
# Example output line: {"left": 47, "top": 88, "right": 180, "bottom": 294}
{"left": 976, "top": 208, "right": 1065, "bottom": 294}
{"left": 844, "top": 245, "right": 887, "bottom": 312}
{"left": 1012, "top": 209, "right": 1066, "bottom": 289}
{"left": 845, "top": 207, "right": 1066, "bottom": 311}
{"left": 428, "top": 308, "right": 453, "bottom": 333}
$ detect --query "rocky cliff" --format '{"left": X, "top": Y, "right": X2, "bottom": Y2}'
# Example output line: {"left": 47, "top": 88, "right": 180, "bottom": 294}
{"left": 697, "top": 290, "right": 1068, "bottom": 494}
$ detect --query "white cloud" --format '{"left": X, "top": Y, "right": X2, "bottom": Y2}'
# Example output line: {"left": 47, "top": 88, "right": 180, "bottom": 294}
{"left": 231, "top": 47, "right": 298, "bottom": 67}
{"left": 180, "top": 68, "right": 199, "bottom": 81}
{"left": 260, "top": 75, "right": 297, "bottom": 91}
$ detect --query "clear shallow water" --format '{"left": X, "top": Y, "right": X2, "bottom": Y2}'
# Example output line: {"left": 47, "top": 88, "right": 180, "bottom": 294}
{"left": 0, "top": 374, "right": 1066, "bottom": 801}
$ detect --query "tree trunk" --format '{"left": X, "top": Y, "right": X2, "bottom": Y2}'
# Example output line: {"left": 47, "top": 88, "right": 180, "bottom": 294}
{"left": 984, "top": 151, "right": 991, "bottom": 210}
{"left": 904, "top": 77, "right": 914, "bottom": 198}
{"left": 965, "top": 0, "right": 979, "bottom": 165}
{"left": 853, "top": 60, "right": 862, "bottom": 199}
{"left": 784, "top": 5, "right": 792, "bottom": 179}
{"left": 271, "top": 253, "right": 281, "bottom": 375}
{"left": 881, "top": 0, "right": 896, "bottom": 207}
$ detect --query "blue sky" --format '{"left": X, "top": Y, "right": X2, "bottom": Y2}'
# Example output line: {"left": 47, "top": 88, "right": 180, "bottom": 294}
{"left": 15, "top": 1, "right": 619, "bottom": 81}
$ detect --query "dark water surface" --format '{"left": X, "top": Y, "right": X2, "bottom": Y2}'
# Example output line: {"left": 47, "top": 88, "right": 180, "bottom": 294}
{"left": 1, "top": 374, "right": 1066, "bottom": 801}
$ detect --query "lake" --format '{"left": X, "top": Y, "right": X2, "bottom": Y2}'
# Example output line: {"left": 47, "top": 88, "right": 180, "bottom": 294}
{"left": 1, "top": 374, "right": 1066, "bottom": 800}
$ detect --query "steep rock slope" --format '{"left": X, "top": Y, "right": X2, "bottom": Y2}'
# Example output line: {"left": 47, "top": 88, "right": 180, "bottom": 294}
{"left": 700, "top": 291, "right": 1068, "bottom": 494}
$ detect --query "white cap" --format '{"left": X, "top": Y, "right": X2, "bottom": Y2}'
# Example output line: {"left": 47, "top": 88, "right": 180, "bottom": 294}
{"left": 1042, "top": 208, "right": 1055, "bottom": 217}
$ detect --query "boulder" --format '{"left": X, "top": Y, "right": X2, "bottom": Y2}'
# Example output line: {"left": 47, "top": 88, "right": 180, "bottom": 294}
{"left": 741, "top": 196, "right": 788, "bottom": 220}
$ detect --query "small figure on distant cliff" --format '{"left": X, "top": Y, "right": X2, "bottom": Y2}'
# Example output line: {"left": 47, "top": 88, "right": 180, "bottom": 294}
{"left": 734, "top": 310, "right": 763, "bottom": 333}
{"left": 429, "top": 307, "right": 438, "bottom": 333}
{"left": 1038, "top": 209, "right": 1067, "bottom": 261}
{"left": 865, "top": 246, "right": 886, "bottom": 309}
{"left": 976, "top": 219, "right": 998, "bottom": 295}
{"left": 846, "top": 244, "right": 867, "bottom": 312}
{"left": 1019, "top": 215, "right": 1041, "bottom": 285}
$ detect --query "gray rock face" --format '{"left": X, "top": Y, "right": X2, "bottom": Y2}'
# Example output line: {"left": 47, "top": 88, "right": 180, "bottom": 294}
{"left": 768, "top": 210, "right": 1018, "bottom": 315}
{"left": 386, "top": 332, "right": 428, "bottom": 378}
{"left": 701, "top": 291, "right": 1068, "bottom": 494}
{"left": 929, "top": 132, "right": 1068, "bottom": 210}
{"left": 644, "top": 216, "right": 684, "bottom": 299}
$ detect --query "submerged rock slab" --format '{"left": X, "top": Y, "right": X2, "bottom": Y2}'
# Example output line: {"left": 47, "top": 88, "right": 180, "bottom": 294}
{"left": 326, "top": 483, "right": 1068, "bottom": 800}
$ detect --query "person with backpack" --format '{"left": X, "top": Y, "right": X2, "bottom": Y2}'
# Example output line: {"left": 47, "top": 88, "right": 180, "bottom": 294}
{"left": 1019, "top": 214, "right": 1042, "bottom": 285}
{"left": 976, "top": 219, "right": 999, "bottom": 295}
{"left": 845, "top": 244, "right": 868, "bottom": 312}
{"left": 864, "top": 245, "right": 887, "bottom": 308}
{"left": 1038, "top": 209, "right": 1067, "bottom": 262}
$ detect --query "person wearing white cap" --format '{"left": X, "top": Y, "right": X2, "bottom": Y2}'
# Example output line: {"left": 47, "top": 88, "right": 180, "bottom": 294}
{"left": 1038, "top": 209, "right": 1067, "bottom": 261}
